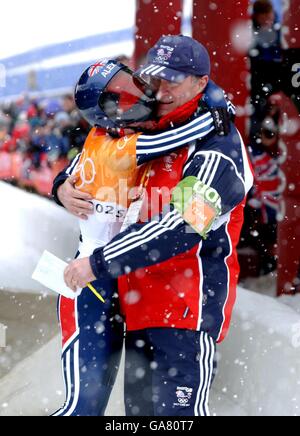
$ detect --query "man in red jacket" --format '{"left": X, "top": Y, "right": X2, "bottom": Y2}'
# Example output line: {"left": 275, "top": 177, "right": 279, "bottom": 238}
{"left": 64, "top": 35, "right": 252, "bottom": 417}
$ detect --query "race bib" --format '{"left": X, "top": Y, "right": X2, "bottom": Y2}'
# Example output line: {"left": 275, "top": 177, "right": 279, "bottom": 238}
{"left": 80, "top": 200, "right": 127, "bottom": 248}
{"left": 92, "top": 200, "right": 127, "bottom": 221}
{"left": 171, "top": 177, "right": 222, "bottom": 238}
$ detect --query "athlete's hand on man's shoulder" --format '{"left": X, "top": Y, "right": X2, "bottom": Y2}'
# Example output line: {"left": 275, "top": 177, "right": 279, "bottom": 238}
{"left": 57, "top": 174, "right": 94, "bottom": 220}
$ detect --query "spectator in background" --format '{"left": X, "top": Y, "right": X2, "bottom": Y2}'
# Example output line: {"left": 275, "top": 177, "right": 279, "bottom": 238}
{"left": 62, "top": 94, "right": 76, "bottom": 115}
{"left": 0, "top": 114, "right": 13, "bottom": 152}
{"left": 27, "top": 102, "right": 42, "bottom": 129}
{"left": 11, "top": 115, "right": 31, "bottom": 154}
{"left": 62, "top": 94, "right": 90, "bottom": 159}
{"left": 29, "top": 121, "right": 48, "bottom": 169}
{"left": 0, "top": 94, "right": 89, "bottom": 191}
{"left": 44, "top": 99, "right": 62, "bottom": 118}
{"left": 53, "top": 112, "right": 73, "bottom": 157}
{"left": 249, "top": 0, "right": 282, "bottom": 146}
{"left": 240, "top": 95, "right": 281, "bottom": 276}
{"left": 239, "top": 0, "right": 283, "bottom": 277}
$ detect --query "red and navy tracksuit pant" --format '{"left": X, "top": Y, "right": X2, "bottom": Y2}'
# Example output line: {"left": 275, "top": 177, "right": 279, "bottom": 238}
{"left": 125, "top": 329, "right": 216, "bottom": 417}
{"left": 52, "top": 282, "right": 216, "bottom": 417}
{"left": 52, "top": 277, "right": 124, "bottom": 417}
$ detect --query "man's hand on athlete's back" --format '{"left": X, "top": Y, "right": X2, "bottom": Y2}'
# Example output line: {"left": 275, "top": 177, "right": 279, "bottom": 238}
{"left": 57, "top": 175, "right": 94, "bottom": 220}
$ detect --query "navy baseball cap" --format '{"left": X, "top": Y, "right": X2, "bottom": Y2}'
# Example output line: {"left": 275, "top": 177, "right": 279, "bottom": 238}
{"left": 135, "top": 35, "right": 211, "bottom": 84}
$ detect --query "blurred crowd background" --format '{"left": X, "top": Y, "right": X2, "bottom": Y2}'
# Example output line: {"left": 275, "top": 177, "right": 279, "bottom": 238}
{"left": 0, "top": 94, "right": 89, "bottom": 195}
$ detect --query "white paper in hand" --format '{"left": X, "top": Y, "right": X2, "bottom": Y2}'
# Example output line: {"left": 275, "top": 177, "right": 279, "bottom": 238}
{"left": 32, "top": 251, "right": 81, "bottom": 299}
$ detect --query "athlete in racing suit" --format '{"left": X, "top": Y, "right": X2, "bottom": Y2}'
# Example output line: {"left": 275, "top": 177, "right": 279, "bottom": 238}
{"left": 51, "top": 60, "right": 234, "bottom": 416}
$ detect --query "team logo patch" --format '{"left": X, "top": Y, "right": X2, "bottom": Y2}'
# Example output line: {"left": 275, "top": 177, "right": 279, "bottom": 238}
{"left": 174, "top": 387, "right": 193, "bottom": 407}
{"left": 154, "top": 45, "right": 174, "bottom": 64}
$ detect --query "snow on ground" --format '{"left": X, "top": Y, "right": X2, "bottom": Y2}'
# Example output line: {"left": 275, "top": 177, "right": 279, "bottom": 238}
{"left": 1, "top": 287, "right": 299, "bottom": 417}
{"left": 240, "top": 273, "right": 277, "bottom": 298}
{"left": 279, "top": 295, "right": 300, "bottom": 316}
{"left": 0, "top": 334, "right": 248, "bottom": 417}
{"left": 0, "top": 183, "right": 300, "bottom": 416}
{"left": 241, "top": 273, "right": 300, "bottom": 316}
{"left": 215, "top": 289, "right": 300, "bottom": 416}
{"left": 0, "top": 291, "right": 57, "bottom": 379}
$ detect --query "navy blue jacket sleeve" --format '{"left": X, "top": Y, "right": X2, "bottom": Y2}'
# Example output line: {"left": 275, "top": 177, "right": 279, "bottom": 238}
{"left": 186, "top": 150, "right": 246, "bottom": 215}
{"left": 90, "top": 205, "right": 201, "bottom": 280}
{"left": 52, "top": 110, "right": 215, "bottom": 205}
{"left": 136, "top": 80, "right": 235, "bottom": 165}
{"left": 90, "top": 135, "right": 248, "bottom": 281}
{"left": 136, "top": 111, "right": 214, "bottom": 165}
